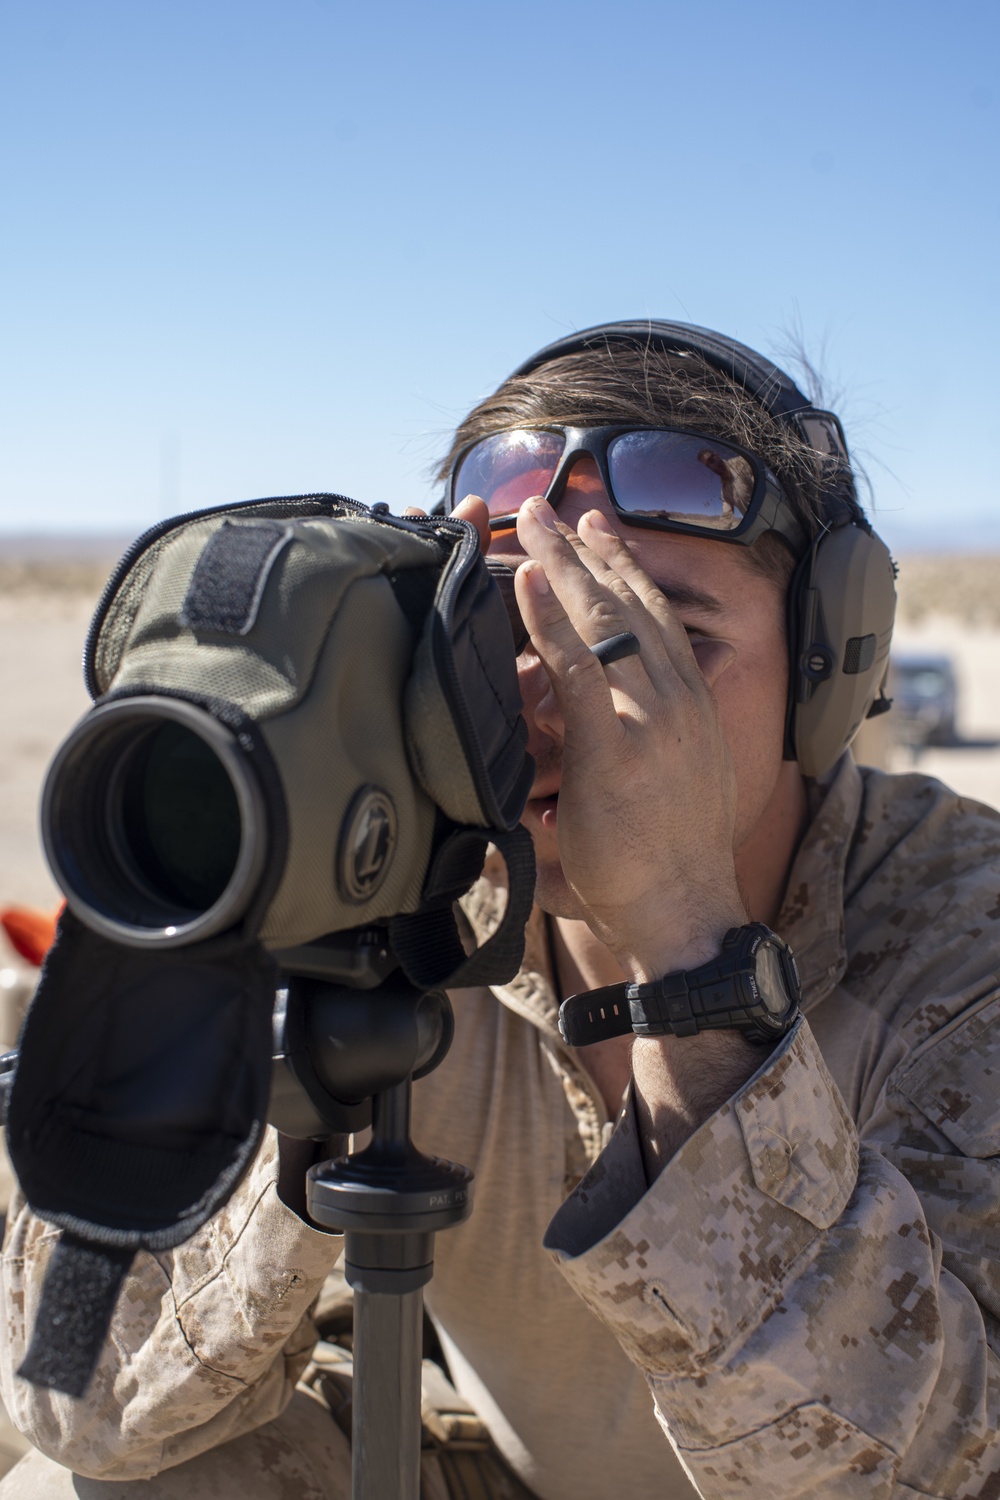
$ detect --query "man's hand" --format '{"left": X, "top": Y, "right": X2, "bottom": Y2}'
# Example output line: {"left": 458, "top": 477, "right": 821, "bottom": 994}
{"left": 414, "top": 492, "right": 764, "bottom": 1172}
{"left": 513, "top": 496, "right": 746, "bottom": 982}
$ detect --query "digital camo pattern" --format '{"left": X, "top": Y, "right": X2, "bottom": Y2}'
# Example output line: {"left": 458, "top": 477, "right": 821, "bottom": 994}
{"left": 2, "top": 756, "right": 1000, "bottom": 1497}
{"left": 548, "top": 759, "right": 1000, "bottom": 1496}
{"left": 0, "top": 1136, "right": 342, "bottom": 1480}
{"left": 0, "top": 1390, "right": 353, "bottom": 1499}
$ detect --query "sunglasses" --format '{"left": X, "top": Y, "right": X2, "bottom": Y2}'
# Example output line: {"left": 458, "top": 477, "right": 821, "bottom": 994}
{"left": 448, "top": 425, "right": 806, "bottom": 553}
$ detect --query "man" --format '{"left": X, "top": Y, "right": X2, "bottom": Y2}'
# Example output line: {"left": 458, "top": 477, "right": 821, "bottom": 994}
{"left": 2, "top": 322, "right": 999, "bottom": 1498}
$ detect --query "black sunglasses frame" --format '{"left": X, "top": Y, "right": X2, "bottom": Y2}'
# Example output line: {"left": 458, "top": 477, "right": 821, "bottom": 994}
{"left": 448, "top": 424, "right": 808, "bottom": 555}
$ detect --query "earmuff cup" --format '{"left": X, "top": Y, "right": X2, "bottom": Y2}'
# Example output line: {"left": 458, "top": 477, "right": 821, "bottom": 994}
{"left": 790, "top": 524, "right": 897, "bottom": 778}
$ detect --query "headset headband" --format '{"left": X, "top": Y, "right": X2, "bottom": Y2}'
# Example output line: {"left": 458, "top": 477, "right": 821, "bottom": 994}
{"left": 509, "top": 320, "right": 863, "bottom": 530}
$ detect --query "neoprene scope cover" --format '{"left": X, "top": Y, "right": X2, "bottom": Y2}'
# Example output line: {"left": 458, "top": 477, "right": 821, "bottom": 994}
{"left": 43, "top": 495, "right": 533, "bottom": 952}
{"left": 6, "top": 497, "right": 536, "bottom": 1396}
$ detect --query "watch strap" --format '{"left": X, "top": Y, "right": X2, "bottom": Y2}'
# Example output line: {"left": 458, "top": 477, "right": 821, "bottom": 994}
{"left": 558, "top": 982, "right": 632, "bottom": 1046}
{"left": 556, "top": 968, "right": 752, "bottom": 1046}
{"left": 627, "top": 963, "right": 767, "bottom": 1041}
{"left": 557, "top": 925, "right": 800, "bottom": 1048}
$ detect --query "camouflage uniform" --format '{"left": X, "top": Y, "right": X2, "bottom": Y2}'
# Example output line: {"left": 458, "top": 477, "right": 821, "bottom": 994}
{"left": 1, "top": 757, "right": 999, "bottom": 1497}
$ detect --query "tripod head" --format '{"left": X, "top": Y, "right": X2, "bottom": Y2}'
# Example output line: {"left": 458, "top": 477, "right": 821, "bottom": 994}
{"left": 269, "top": 927, "right": 456, "bottom": 1140}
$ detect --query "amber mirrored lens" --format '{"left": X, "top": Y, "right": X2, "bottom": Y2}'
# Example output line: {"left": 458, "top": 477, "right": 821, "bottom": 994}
{"left": 452, "top": 430, "right": 565, "bottom": 518}
{"left": 607, "top": 431, "right": 756, "bottom": 530}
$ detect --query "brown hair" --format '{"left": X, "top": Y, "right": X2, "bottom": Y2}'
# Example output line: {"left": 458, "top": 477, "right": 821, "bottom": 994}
{"left": 437, "top": 342, "right": 846, "bottom": 592}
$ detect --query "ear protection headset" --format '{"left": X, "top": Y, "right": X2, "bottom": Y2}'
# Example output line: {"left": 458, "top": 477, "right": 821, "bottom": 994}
{"left": 505, "top": 320, "right": 897, "bottom": 778}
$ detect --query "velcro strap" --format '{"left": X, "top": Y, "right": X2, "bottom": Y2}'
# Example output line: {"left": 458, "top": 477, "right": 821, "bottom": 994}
{"left": 181, "top": 519, "right": 293, "bottom": 635}
{"left": 558, "top": 982, "right": 632, "bottom": 1046}
{"left": 390, "top": 825, "right": 535, "bottom": 991}
{"left": 18, "top": 1233, "right": 135, "bottom": 1398}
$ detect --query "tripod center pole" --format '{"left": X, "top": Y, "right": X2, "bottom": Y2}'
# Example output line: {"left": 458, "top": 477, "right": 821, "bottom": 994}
{"left": 308, "top": 1072, "right": 474, "bottom": 1500}
{"left": 352, "top": 1283, "right": 424, "bottom": 1500}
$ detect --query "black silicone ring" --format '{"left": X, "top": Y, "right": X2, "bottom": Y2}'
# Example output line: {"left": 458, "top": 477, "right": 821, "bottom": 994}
{"left": 590, "top": 631, "right": 641, "bottom": 666}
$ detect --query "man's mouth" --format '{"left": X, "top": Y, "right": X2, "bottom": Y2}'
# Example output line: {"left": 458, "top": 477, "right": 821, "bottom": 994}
{"left": 526, "top": 788, "right": 559, "bottom": 830}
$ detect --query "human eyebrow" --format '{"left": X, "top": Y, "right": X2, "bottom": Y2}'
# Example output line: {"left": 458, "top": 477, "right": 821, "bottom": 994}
{"left": 655, "top": 582, "right": 727, "bottom": 617}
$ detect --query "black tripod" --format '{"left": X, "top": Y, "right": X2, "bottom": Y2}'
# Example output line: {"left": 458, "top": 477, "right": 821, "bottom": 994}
{"left": 270, "top": 930, "right": 474, "bottom": 1500}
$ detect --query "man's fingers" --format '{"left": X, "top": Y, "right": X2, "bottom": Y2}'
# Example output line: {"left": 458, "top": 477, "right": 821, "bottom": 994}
{"left": 518, "top": 499, "right": 704, "bottom": 702}
{"left": 516, "top": 499, "right": 657, "bottom": 651}
{"left": 518, "top": 500, "right": 650, "bottom": 632}
{"left": 576, "top": 509, "right": 716, "bottom": 696}
{"left": 577, "top": 509, "right": 685, "bottom": 624}
{"left": 514, "top": 561, "right": 634, "bottom": 734}
{"left": 452, "top": 495, "right": 491, "bottom": 554}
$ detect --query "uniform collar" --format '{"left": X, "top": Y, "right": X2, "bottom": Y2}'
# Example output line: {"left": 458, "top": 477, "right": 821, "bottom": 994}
{"left": 776, "top": 752, "right": 861, "bottom": 1012}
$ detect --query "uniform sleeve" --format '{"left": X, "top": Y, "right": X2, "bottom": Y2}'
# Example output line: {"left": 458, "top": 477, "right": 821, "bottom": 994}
{"left": 0, "top": 1129, "right": 344, "bottom": 1481}
{"left": 545, "top": 1014, "right": 1000, "bottom": 1498}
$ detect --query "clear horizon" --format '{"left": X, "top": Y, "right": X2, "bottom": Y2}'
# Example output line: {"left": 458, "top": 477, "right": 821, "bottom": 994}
{"left": 5, "top": 518, "right": 1000, "bottom": 558}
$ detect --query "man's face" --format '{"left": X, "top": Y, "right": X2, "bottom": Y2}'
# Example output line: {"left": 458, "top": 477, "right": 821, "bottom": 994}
{"left": 486, "top": 456, "right": 795, "bottom": 919}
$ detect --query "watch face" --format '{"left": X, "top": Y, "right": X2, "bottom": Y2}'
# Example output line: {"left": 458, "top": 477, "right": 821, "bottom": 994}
{"left": 755, "top": 942, "right": 791, "bottom": 1016}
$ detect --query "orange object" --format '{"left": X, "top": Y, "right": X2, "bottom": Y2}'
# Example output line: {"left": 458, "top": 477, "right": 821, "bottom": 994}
{"left": 0, "top": 904, "right": 64, "bottom": 967}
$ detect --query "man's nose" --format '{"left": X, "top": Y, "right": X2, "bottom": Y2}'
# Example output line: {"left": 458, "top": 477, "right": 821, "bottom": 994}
{"left": 517, "top": 647, "right": 564, "bottom": 749}
{"left": 550, "top": 454, "right": 616, "bottom": 528}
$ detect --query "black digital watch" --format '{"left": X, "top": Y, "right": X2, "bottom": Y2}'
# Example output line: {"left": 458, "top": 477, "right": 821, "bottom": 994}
{"left": 557, "top": 924, "right": 801, "bottom": 1048}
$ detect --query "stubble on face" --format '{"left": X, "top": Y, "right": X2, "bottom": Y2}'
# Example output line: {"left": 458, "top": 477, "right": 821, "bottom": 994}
{"left": 519, "top": 740, "right": 576, "bottom": 917}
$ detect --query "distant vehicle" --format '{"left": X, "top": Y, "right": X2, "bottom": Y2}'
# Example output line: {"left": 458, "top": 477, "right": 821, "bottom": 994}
{"left": 889, "top": 653, "right": 958, "bottom": 747}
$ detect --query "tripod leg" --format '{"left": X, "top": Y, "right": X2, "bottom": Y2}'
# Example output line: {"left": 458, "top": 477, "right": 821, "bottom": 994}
{"left": 308, "top": 1065, "right": 473, "bottom": 1500}
{"left": 353, "top": 1285, "right": 424, "bottom": 1500}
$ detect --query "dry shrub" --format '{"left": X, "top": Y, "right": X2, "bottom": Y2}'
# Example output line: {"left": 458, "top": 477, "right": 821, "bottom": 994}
{"left": 0, "top": 560, "right": 114, "bottom": 597}
{"left": 895, "top": 555, "right": 1000, "bottom": 628}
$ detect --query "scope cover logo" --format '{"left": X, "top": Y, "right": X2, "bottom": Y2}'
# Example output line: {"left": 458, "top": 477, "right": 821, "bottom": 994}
{"left": 338, "top": 786, "right": 399, "bottom": 903}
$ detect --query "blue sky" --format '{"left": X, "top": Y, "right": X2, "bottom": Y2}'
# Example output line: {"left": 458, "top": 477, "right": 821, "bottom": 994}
{"left": 1, "top": 0, "right": 996, "bottom": 551}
